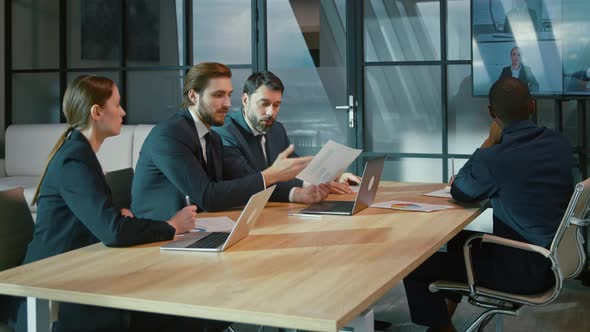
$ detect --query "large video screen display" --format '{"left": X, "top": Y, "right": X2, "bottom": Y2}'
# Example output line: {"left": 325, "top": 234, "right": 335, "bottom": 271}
{"left": 472, "top": 0, "right": 590, "bottom": 97}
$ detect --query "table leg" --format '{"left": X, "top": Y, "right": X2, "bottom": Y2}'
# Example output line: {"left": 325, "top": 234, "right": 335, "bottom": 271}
{"left": 343, "top": 309, "right": 374, "bottom": 332}
{"left": 26, "top": 297, "right": 50, "bottom": 332}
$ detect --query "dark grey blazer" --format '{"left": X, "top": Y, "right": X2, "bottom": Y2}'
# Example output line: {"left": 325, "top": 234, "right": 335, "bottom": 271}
{"left": 213, "top": 110, "right": 303, "bottom": 202}
{"left": 131, "top": 110, "right": 265, "bottom": 221}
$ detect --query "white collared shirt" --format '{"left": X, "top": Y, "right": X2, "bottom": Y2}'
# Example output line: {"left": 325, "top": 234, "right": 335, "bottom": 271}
{"left": 243, "top": 110, "right": 303, "bottom": 201}
{"left": 188, "top": 109, "right": 210, "bottom": 163}
{"left": 511, "top": 66, "right": 521, "bottom": 79}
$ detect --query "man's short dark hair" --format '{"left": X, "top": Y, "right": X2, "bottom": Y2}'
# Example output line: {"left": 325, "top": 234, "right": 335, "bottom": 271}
{"left": 489, "top": 77, "right": 532, "bottom": 123}
{"left": 243, "top": 71, "right": 284, "bottom": 96}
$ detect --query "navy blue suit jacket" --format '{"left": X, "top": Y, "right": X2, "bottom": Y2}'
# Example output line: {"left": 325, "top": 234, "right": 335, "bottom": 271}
{"left": 15, "top": 130, "right": 174, "bottom": 331}
{"left": 451, "top": 120, "right": 574, "bottom": 248}
{"left": 25, "top": 130, "right": 175, "bottom": 262}
{"left": 131, "top": 110, "right": 265, "bottom": 220}
{"left": 213, "top": 110, "right": 303, "bottom": 202}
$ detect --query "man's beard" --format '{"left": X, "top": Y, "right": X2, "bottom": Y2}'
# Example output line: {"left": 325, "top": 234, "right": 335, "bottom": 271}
{"left": 197, "top": 98, "right": 226, "bottom": 127}
{"left": 247, "top": 108, "right": 274, "bottom": 132}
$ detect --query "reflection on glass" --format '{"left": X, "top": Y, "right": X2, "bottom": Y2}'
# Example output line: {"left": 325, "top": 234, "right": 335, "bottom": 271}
{"left": 535, "top": 99, "right": 577, "bottom": 144}
{"left": 562, "top": 0, "right": 590, "bottom": 95}
{"left": 447, "top": 0, "right": 471, "bottom": 60}
{"left": 364, "top": 0, "right": 440, "bottom": 62}
{"left": 534, "top": 99, "right": 555, "bottom": 128}
{"left": 127, "top": 0, "right": 185, "bottom": 66}
{"left": 269, "top": 68, "right": 347, "bottom": 157}
{"left": 380, "top": 158, "right": 442, "bottom": 183}
{"left": 268, "top": 0, "right": 346, "bottom": 68}
{"left": 68, "top": 0, "right": 121, "bottom": 68}
{"left": 562, "top": 101, "right": 579, "bottom": 145}
{"left": 267, "top": 0, "right": 349, "bottom": 157}
{"left": 228, "top": 68, "right": 253, "bottom": 113}
{"left": 365, "top": 66, "right": 442, "bottom": 154}
{"left": 126, "top": 71, "right": 184, "bottom": 124}
{"left": 12, "top": 73, "right": 61, "bottom": 124}
{"left": 193, "top": 0, "right": 251, "bottom": 65}
{"left": 449, "top": 158, "right": 468, "bottom": 180}
{"left": 447, "top": 65, "right": 489, "bottom": 154}
{"left": 12, "top": 0, "right": 59, "bottom": 69}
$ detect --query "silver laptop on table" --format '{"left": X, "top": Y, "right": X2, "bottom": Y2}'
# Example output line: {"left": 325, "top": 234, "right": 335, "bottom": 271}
{"left": 161, "top": 185, "right": 275, "bottom": 252}
{"left": 298, "top": 156, "right": 385, "bottom": 216}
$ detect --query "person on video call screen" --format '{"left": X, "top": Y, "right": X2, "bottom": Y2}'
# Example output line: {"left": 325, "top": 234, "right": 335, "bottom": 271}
{"left": 499, "top": 46, "right": 539, "bottom": 92}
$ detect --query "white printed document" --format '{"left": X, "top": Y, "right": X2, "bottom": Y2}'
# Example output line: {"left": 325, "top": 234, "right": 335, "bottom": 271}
{"left": 422, "top": 186, "right": 452, "bottom": 198}
{"left": 296, "top": 140, "right": 362, "bottom": 185}
{"left": 371, "top": 200, "right": 454, "bottom": 212}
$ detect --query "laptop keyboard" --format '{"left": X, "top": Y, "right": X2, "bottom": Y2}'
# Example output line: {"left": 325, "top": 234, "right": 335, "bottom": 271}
{"left": 327, "top": 201, "right": 355, "bottom": 212}
{"left": 187, "top": 232, "right": 230, "bottom": 249}
{"left": 303, "top": 200, "right": 355, "bottom": 213}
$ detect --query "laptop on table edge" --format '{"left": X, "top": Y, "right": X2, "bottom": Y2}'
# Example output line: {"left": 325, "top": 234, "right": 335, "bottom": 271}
{"left": 297, "top": 156, "right": 385, "bottom": 216}
{"left": 160, "top": 185, "right": 276, "bottom": 252}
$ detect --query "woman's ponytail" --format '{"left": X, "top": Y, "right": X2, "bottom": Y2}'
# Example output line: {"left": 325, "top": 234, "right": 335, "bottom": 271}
{"left": 31, "top": 126, "right": 75, "bottom": 205}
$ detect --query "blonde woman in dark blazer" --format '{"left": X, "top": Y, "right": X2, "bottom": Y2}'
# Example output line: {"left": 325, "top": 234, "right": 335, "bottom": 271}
{"left": 13, "top": 75, "right": 227, "bottom": 332}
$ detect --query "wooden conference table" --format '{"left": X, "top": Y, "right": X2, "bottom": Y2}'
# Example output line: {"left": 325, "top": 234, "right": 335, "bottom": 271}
{"left": 0, "top": 182, "right": 485, "bottom": 332}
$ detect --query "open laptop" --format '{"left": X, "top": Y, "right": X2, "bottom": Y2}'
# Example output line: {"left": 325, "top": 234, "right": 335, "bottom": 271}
{"left": 297, "top": 156, "right": 385, "bottom": 216}
{"left": 161, "top": 185, "right": 275, "bottom": 252}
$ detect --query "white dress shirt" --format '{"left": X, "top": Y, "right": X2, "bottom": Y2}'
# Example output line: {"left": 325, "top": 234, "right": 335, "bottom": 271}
{"left": 188, "top": 109, "right": 210, "bottom": 163}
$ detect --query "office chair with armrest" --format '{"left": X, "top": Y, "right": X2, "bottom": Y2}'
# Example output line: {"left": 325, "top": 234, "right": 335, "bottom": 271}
{"left": 0, "top": 187, "right": 59, "bottom": 332}
{"left": 429, "top": 178, "right": 590, "bottom": 332}
{"left": 0, "top": 187, "right": 35, "bottom": 331}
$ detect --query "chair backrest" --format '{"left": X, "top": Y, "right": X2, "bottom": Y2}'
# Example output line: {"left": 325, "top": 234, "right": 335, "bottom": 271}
{"left": 551, "top": 178, "right": 590, "bottom": 280}
{"left": 104, "top": 168, "right": 134, "bottom": 210}
{"left": 0, "top": 187, "right": 35, "bottom": 271}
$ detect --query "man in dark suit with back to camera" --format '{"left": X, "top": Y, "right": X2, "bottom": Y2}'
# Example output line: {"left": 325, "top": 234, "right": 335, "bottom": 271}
{"left": 131, "top": 63, "right": 317, "bottom": 221}
{"left": 403, "top": 77, "right": 573, "bottom": 332}
{"left": 213, "top": 71, "right": 360, "bottom": 204}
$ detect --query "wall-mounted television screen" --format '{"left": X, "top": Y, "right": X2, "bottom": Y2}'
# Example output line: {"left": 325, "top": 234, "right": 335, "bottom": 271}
{"left": 472, "top": 0, "right": 590, "bottom": 97}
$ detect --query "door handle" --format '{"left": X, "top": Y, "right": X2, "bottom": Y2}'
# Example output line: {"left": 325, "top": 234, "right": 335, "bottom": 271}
{"left": 335, "top": 95, "right": 355, "bottom": 128}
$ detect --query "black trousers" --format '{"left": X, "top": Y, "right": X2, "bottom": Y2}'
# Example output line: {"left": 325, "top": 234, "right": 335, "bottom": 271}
{"left": 403, "top": 228, "right": 554, "bottom": 328}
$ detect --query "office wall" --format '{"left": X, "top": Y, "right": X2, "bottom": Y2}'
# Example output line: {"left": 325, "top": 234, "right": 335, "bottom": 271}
{"left": 1, "top": 0, "right": 5, "bottom": 158}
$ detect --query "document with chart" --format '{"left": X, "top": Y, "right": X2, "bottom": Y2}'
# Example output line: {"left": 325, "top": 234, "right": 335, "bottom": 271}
{"left": 296, "top": 140, "right": 362, "bottom": 185}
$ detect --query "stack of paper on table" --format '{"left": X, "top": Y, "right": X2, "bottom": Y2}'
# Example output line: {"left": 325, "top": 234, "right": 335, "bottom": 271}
{"left": 371, "top": 200, "right": 454, "bottom": 212}
{"left": 422, "top": 186, "right": 452, "bottom": 198}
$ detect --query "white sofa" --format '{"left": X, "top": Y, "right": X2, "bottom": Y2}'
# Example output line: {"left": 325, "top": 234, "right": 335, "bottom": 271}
{"left": 0, "top": 124, "right": 155, "bottom": 218}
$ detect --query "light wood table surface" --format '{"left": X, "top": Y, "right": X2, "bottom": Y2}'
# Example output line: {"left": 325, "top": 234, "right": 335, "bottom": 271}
{"left": 0, "top": 182, "right": 485, "bottom": 332}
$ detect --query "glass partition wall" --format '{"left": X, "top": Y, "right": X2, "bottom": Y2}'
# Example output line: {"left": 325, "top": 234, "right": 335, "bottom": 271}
{"left": 4, "top": 0, "right": 585, "bottom": 180}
